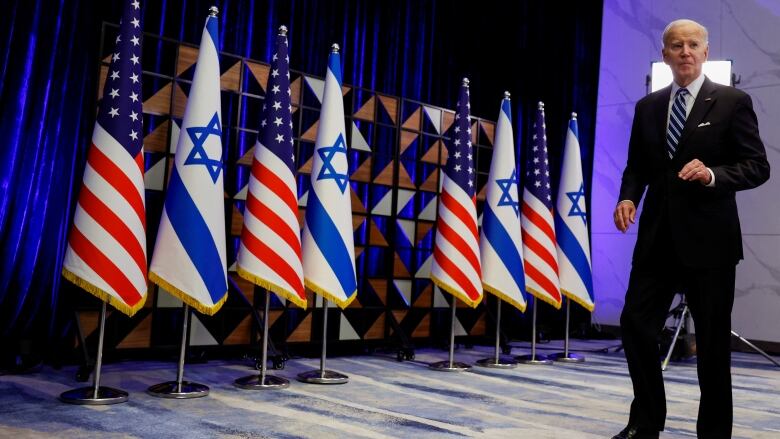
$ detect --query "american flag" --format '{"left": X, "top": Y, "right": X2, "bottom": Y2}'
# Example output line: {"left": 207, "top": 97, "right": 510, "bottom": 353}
{"left": 521, "top": 102, "right": 562, "bottom": 309}
{"left": 430, "top": 78, "right": 482, "bottom": 308}
{"left": 237, "top": 26, "right": 306, "bottom": 309}
{"left": 62, "top": 0, "right": 146, "bottom": 316}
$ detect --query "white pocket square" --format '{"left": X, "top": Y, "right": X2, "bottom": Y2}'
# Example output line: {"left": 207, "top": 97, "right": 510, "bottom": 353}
{"left": 698, "top": 122, "right": 711, "bottom": 127}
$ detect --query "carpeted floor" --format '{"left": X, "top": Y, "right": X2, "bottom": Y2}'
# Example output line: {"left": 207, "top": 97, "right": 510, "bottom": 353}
{"left": 1, "top": 340, "right": 778, "bottom": 438}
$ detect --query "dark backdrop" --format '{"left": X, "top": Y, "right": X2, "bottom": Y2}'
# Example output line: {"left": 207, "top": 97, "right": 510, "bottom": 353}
{"left": 0, "top": 0, "right": 602, "bottom": 353}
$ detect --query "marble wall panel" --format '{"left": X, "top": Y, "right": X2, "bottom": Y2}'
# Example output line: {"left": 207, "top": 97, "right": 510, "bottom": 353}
{"left": 734, "top": 235, "right": 780, "bottom": 341}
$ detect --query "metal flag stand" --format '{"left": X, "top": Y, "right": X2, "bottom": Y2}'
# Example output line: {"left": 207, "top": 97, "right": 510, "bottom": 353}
{"left": 147, "top": 304, "right": 209, "bottom": 398}
{"left": 235, "top": 291, "right": 289, "bottom": 389}
{"left": 476, "top": 299, "right": 517, "bottom": 368}
{"left": 60, "top": 302, "right": 128, "bottom": 405}
{"left": 429, "top": 296, "right": 471, "bottom": 371}
{"left": 550, "top": 298, "right": 585, "bottom": 363}
{"left": 297, "top": 298, "right": 348, "bottom": 384}
{"left": 516, "top": 296, "right": 553, "bottom": 365}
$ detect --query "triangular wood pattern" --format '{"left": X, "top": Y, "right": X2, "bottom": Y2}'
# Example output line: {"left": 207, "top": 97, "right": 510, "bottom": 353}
{"left": 143, "top": 120, "right": 170, "bottom": 153}
{"left": 378, "top": 95, "right": 398, "bottom": 124}
{"left": 245, "top": 61, "right": 270, "bottom": 92}
{"left": 353, "top": 96, "right": 375, "bottom": 121}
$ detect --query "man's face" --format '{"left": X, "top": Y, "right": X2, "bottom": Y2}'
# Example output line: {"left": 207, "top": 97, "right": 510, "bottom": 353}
{"left": 662, "top": 23, "right": 709, "bottom": 86}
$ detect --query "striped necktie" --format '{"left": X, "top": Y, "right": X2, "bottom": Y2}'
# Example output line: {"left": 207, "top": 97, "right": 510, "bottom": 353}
{"left": 666, "top": 87, "right": 689, "bottom": 158}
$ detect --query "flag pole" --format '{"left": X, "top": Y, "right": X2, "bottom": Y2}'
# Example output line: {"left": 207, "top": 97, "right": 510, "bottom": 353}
{"left": 147, "top": 304, "right": 210, "bottom": 398}
{"left": 429, "top": 295, "right": 471, "bottom": 371}
{"left": 516, "top": 296, "right": 552, "bottom": 364}
{"left": 235, "top": 290, "right": 290, "bottom": 389}
{"left": 550, "top": 298, "right": 585, "bottom": 362}
{"left": 60, "top": 302, "right": 129, "bottom": 405}
{"left": 477, "top": 298, "right": 517, "bottom": 368}
{"left": 298, "top": 298, "right": 349, "bottom": 384}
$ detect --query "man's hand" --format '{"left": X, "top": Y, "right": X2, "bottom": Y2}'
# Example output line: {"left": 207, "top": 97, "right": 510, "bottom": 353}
{"left": 613, "top": 200, "right": 636, "bottom": 233}
{"left": 678, "top": 158, "right": 712, "bottom": 185}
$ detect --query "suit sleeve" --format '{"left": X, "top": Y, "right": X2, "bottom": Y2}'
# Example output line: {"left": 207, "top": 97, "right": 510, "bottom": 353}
{"left": 618, "top": 102, "right": 648, "bottom": 205}
{"left": 711, "top": 93, "right": 770, "bottom": 191}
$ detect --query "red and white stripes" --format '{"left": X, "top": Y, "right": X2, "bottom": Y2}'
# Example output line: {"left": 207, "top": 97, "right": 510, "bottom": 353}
{"left": 431, "top": 180, "right": 483, "bottom": 307}
{"left": 237, "top": 143, "right": 306, "bottom": 308}
{"left": 63, "top": 124, "right": 147, "bottom": 315}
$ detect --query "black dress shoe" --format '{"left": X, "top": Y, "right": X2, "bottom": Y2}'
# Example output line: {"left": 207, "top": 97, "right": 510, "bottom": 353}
{"left": 611, "top": 425, "right": 659, "bottom": 439}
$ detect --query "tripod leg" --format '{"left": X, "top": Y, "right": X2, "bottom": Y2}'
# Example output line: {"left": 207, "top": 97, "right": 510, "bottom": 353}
{"left": 731, "top": 330, "right": 780, "bottom": 368}
{"left": 661, "top": 305, "right": 688, "bottom": 371}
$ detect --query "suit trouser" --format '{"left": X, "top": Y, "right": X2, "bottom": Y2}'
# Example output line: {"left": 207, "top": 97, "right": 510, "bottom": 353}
{"left": 620, "top": 257, "right": 735, "bottom": 438}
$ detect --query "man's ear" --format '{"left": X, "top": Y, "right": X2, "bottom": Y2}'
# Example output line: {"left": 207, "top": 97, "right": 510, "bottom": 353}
{"left": 662, "top": 47, "right": 670, "bottom": 65}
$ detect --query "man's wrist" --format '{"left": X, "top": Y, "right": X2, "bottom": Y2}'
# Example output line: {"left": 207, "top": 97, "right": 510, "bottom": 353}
{"left": 618, "top": 199, "right": 635, "bottom": 207}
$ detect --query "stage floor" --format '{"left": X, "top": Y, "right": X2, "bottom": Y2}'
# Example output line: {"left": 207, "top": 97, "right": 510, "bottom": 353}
{"left": 1, "top": 340, "right": 778, "bottom": 438}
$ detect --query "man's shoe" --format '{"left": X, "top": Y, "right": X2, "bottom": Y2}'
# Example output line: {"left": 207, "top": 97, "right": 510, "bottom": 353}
{"left": 611, "top": 425, "right": 659, "bottom": 439}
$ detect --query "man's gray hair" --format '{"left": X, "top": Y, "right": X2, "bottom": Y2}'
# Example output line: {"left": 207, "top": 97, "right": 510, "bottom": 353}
{"left": 662, "top": 19, "right": 709, "bottom": 47}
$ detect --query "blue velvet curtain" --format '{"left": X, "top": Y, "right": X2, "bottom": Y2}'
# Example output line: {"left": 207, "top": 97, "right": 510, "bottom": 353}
{"left": 0, "top": 0, "right": 602, "bottom": 343}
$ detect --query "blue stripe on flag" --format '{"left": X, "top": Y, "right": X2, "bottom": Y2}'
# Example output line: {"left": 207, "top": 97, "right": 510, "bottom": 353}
{"left": 306, "top": 189, "right": 357, "bottom": 298}
{"left": 165, "top": 168, "right": 227, "bottom": 304}
{"left": 501, "top": 99, "right": 512, "bottom": 120}
{"left": 569, "top": 119, "right": 579, "bottom": 138}
{"left": 205, "top": 16, "right": 219, "bottom": 48}
{"left": 483, "top": 206, "right": 526, "bottom": 293}
{"left": 554, "top": 212, "right": 594, "bottom": 301}
{"left": 328, "top": 52, "right": 342, "bottom": 85}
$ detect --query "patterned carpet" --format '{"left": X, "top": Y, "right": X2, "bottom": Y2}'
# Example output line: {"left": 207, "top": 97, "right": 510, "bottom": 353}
{"left": 1, "top": 340, "right": 778, "bottom": 438}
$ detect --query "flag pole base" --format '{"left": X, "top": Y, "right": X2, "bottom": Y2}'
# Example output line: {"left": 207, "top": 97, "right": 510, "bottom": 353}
{"left": 428, "top": 361, "right": 471, "bottom": 371}
{"left": 549, "top": 352, "right": 585, "bottom": 363}
{"left": 297, "top": 369, "right": 348, "bottom": 384}
{"left": 59, "top": 386, "right": 128, "bottom": 405}
{"left": 515, "top": 354, "right": 553, "bottom": 365}
{"left": 234, "top": 374, "right": 290, "bottom": 390}
{"left": 146, "top": 381, "right": 209, "bottom": 399}
{"left": 475, "top": 357, "right": 517, "bottom": 369}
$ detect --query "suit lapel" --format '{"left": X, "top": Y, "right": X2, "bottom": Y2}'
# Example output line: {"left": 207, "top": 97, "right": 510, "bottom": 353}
{"left": 654, "top": 85, "right": 672, "bottom": 157}
{"left": 677, "top": 77, "right": 717, "bottom": 150}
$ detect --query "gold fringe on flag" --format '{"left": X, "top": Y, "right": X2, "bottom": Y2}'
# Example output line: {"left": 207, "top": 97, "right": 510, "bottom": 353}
{"left": 482, "top": 282, "right": 527, "bottom": 313}
{"left": 62, "top": 268, "right": 146, "bottom": 317}
{"left": 236, "top": 264, "right": 307, "bottom": 309}
{"left": 303, "top": 279, "right": 357, "bottom": 310}
{"left": 148, "top": 271, "right": 227, "bottom": 316}
{"left": 431, "top": 274, "right": 483, "bottom": 308}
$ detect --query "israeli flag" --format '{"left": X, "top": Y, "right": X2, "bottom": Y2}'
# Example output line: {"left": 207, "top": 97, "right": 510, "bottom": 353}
{"left": 149, "top": 10, "right": 227, "bottom": 315}
{"left": 479, "top": 93, "right": 527, "bottom": 312}
{"left": 301, "top": 45, "right": 357, "bottom": 309}
{"left": 554, "top": 114, "right": 594, "bottom": 311}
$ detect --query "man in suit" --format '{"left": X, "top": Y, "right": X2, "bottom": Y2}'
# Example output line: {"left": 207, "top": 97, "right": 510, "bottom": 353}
{"left": 612, "top": 19, "right": 770, "bottom": 439}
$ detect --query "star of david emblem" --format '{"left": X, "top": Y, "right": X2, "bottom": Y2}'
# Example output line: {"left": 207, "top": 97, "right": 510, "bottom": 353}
{"left": 184, "top": 113, "right": 223, "bottom": 183}
{"left": 567, "top": 183, "right": 587, "bottom": 225}
{"left": 496, "top": 169, "right": 520, "bottom": 217}
{"left": 316, "top": 134, "right": 349, "bottom": 193}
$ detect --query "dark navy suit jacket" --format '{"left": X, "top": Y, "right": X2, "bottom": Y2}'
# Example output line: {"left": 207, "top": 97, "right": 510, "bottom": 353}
{"left": 619, "top": 76, "right": 770, "bottom": 268}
